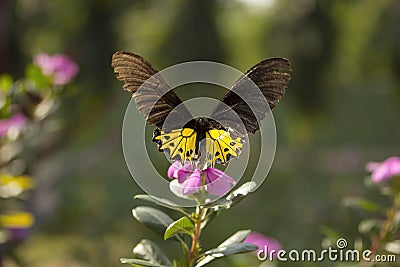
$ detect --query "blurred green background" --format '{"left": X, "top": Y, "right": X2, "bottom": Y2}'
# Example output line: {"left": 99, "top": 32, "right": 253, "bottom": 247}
{"left": 1, "top": 0, "right": 400, "bottom": 266}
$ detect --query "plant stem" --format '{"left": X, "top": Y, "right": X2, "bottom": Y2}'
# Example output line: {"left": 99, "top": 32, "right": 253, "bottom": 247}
{"left": 361, "top": 192, "right": 400, "bottom": 267}
{"left": 188, "top": 206, "right": 204, "bottom": 267}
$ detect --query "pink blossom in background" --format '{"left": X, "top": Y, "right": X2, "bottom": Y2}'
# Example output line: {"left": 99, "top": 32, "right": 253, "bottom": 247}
{"left": 167, "top": 162, "right": 236, "bottom": 196}
{"left": 244, "top": 231, "right": 281, "bottom": 256}
{"left": 0, "top": 113, "right": 27, "bottom": 137}
{"left": 366, "top": 156, "right": 400, "bottom": 183}
{"left": 34, "top": 53, "right": 79, "bottom": 85}
{"left": 8, "top": 228, "right": 31, "bottom": 242}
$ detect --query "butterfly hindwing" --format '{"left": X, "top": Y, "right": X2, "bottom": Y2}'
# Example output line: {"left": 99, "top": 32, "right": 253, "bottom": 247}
{"left": 153, "top": 128, "right": 197, "bottom": 163}
{"left": 204, "top": 129, "right": 243, "bottom": 167}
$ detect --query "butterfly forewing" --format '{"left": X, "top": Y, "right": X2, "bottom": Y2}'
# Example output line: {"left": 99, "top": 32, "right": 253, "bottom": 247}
{"left": 210, "top": 58, "right": 291, "bottom": 136}
{"left": 112, "top": 52, "right": 192, "bottom": 129}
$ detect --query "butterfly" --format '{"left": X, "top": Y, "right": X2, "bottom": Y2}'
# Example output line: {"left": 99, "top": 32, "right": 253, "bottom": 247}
{"left": 112, "top": 52, "right": 291, "bottom": 168}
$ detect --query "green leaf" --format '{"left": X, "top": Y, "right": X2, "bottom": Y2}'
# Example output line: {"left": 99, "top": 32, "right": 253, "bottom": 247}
{"left": 393, "top": 211, "right": 400, "bottom": 227}
{"left": 195, "top": 230, "right": 251, "bottom": 267}
{"left": 172, "top": 258, "right": 187, "bottom": 267}
{"left": 0, "top": 93, "right": 9, "bottom": 113}
{"left": 120, "top": 258, "right": 168, "bottom": 267}
{"left": 384, "top": 240, "right": 400, "bottom": 254}
{"left": 204, "top": 243, "right": 257, "bottom": 257}
{"left": 226, "top": 181, "right": 256, "bottom": 205}
{"left": 168, "top": 179, "right": 197, "bottom": 201}
{"left": 203, "top": 198, "right": 232, "bottom": 211}
{"left": 134, "top": 195, "right": 189, "bottom": 215}
{"left": 203, "top": 182, "right": 256, "bottom": 212}
{"left": 342, "top": 196, "right": 382, "bottom": 212}
{"left": 132, "top": 207, "right": 174, "bottom": 237}
{"left": 25, "top": 64, "right": 52, "bottom": 89}
{"left": 218, "top": 230, "right": 251, "bottom": 247}
{"left": 319, "top": 225, "right": 341, "bottom": 242}
{"left": 319, "top": 225, "right": 345, "bottom": 249}
{"left": 228, "top": 181, "right": 256, "bottom": 196}
{"left": 0, "top": 74, "right": 13, "bottom": 93}
{"left": 131, "top": 239, "right": 172, "bottom": 266}
{"left": 164, "top": 216, "right": 194, "bottom": 240}
{"left": 358, "top": 219, "right": 383, "bottom": 234}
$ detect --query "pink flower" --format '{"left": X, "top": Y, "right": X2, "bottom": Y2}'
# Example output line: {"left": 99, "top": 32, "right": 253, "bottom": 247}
{"left": 8, "top": 228, "right": 31, "bottom": 242}
{"left": 203, "top": 168, "right": 236, "bottom": 196}
{"left": 366, "top": 157, "right": 400, "bottom": 183}
{"left": 244, "top": 232, "right": 281, "bottom": 256}
{"left": 168, "top": 161, "right": 195, "bottom": 183}
{"left": 167, "top": 162, "right": 236, "bottom": 196}
{"left": 0, "top": 113, "right": 27, "bottom": 137}
{"left": 34, "top": 53, "right": 79, "bottom": 85}
{"left": 181, "top": 170, "right": 203, "bottom": 195}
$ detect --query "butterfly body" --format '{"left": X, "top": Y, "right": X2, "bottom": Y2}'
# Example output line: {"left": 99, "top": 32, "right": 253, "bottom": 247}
{"left": 184, "top": 117, "right": 223, "bottom": 140}
{"left": 112, "top": 52, "right": 291, "bottom": 168}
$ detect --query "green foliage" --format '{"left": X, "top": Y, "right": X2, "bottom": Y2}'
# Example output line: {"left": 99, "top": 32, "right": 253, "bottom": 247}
{"left": 217, "top": 230, "right": 252, "bottom": 247}
{"left": 121, "top": 239, "right": 172, "bottom": 267}
{"left": 132, "top": 207, "right": 174, "bottom": 237}
{"left": 0, "top": 51, "right": 77, "bottom": 267}
{"left": 204, "top": 182, "right": 256, "bottom": 211}
{"left": 342, "top": 196, "right": 383, "bottom": 213}
{"left": 203, "top": 243, "right": 257, "bottom": 258}
{"left": 0, "top": 74, "right": 13, "bottom": 116}
{"left": 358, "top": 219, "right": 383, "bottom": 234}
{"left": 127, "top": 181, "right": 258, "bottom": 266}
{"left": 25, "top": 64, "right": 52, "bottom": 90}
{"left": 121, "top": 258, "right": 169, "bottom": 267}
{"left": 134, "top": 195, "right": 189, "bottom": 216}
{"left": 0, "top": 74, "right": 13, "bottom": 93}
{"left": 323, "top": 170, "right": 400, "bottom": 266}
{"left": 195, "top": 230, "right": 252, "bottom": 267}
{"left": 164, "top": 217, "right": 194, "bottom": 240}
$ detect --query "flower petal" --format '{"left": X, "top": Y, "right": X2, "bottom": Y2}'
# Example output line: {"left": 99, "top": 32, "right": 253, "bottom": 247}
{"left": 206, "top": 177, "right": 232, "bottom": 196}
{"left": 367, "top": 156, "right": 400, "bottom": 183}
{"left": 167, "top": 161, "right": 182, "bottom": 179}
{"left": 366, "top": 162, "right": 379, "bottom": 172}
{"left": 177, "top": 169, "right": 191, "bottom": 183}
{"left": 204, "top": 168, "right": 236, "bottom": 196}
{"left": 181, "top": 170, "right": 203, "bottom": 195}
{"left": 0, "top": 211, "right": 34, "bottom": 229}
{"left": 34, "top": 53, "right": 78, "bottom": 85}
{"left": 244, "top": 232, "right": 281, "bottom": 255}
{"left": 182, "top": 162, "right": 195, "bottom": 172}
{"left": 205, "top": 168, "right": 235, "bottom": 183}
{"left": 0, "top": 113, "right": 27, "bottom": 137}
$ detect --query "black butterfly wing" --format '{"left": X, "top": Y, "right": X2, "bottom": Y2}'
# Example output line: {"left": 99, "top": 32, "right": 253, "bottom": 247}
{"left": 111, "top": 52, "right": 192, "bottom": 130}
{"left": 210, "top": 58, "right": 291, "bottom": 136}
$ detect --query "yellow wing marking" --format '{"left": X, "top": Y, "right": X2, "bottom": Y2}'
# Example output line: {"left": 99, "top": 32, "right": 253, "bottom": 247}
{"left": 153, "top": 128, "right": 197, "bottom": 162}
{"left": 205, "top": 129, "right": 243, "bottom": 167}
